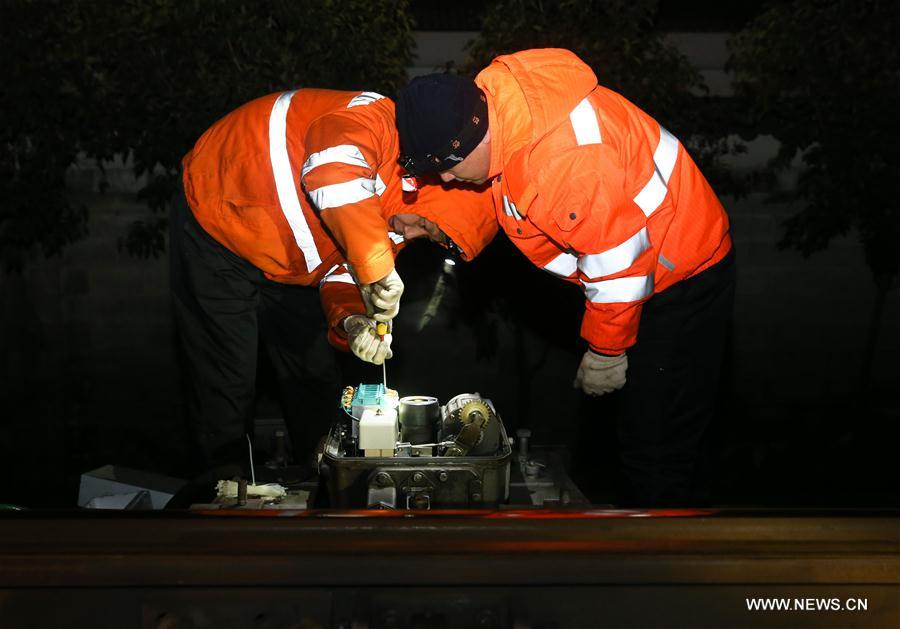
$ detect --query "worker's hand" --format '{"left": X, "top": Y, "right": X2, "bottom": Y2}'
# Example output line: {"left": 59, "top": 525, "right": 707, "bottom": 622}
{"left": 343, "top": 314, "right": 393, "bottom": 365}
{"left": 367, "top": 268, "right": 404, "bottom": 322}
{"left": 574, "top": 350, "right": 628, "bottom": 396}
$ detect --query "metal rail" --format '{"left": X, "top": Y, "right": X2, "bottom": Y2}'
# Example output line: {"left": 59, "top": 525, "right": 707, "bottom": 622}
{"left": 1, "top": 509, "right": 898, "bottom": 627}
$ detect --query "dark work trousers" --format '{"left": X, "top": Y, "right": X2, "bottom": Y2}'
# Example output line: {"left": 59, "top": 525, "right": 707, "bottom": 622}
{"left": 614, "top": 249, "right": 735, "bottom": 507}
{"left": 169, "top": 193, "right": 341, "bottom": 471}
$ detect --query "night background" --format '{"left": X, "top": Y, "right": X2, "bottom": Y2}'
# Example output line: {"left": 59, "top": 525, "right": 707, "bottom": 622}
{"left": 1, "top": 0, "right": 898, "bottom": 511}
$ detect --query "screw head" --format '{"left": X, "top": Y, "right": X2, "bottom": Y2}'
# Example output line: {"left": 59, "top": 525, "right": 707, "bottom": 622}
{"left": 413, "top": 472, "right": 424, "bottom": 483}
{"left": 438, "top": 472, "right": 448, "bottom": 482}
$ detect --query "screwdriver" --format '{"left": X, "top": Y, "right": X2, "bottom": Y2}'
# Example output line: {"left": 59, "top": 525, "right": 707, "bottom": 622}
{"left": 376, "top": 321, "right": 389, "bottom": 390}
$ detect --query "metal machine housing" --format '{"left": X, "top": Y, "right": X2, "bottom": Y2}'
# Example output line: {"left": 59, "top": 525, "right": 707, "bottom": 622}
{"left": 320, "top": 390, "right": 512, "bottom": 509}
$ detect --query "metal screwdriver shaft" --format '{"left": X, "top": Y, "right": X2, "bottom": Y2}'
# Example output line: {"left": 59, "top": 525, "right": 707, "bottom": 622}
{"left": 376, "top": 321, "right": 389, "bottom": 391}
{"left": 246, "top": 434, "right": 256, "bottom": 486}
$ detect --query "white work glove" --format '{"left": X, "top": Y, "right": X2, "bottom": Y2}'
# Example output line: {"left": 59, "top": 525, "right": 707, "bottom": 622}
{"left": 574, "top": 350, "right": 628, "bottom": 396}
{"left": 343, "top": 314, "right": 393, "bottom": 365}
{"left": 365, "top": 268, "right": 404, "bottom": 322}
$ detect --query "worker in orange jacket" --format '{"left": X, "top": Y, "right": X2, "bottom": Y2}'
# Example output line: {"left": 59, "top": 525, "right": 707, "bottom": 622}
{"left": 172, "top": 89, "right": 496, "bottom": 469}
{"left": 395, "top": 49, "right": 735, "bottom": 506}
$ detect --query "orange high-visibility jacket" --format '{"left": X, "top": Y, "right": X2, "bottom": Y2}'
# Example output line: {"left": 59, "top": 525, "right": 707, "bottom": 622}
{"left": 182, "top": 89, "right": 496, "bottom": 350}
{"left": 476, "top": 49, "right": 732, "bottom": 354}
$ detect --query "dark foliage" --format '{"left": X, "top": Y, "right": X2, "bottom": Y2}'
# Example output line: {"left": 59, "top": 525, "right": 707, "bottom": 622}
{"left": 729, "top": 0, "right": 900, "bottom": 287}
{"left": 729, "top": 0, "right": 900, "bottom": 387}
{"left": 0, "top": 0, "right": 414, "bottom": 269}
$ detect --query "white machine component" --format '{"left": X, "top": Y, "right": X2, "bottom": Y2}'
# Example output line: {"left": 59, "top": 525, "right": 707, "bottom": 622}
{"left": 359, "top": 407, "right": 398, "bottom": 457}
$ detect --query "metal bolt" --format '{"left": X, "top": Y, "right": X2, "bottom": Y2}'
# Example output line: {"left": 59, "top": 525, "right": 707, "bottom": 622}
{"left": 516, "top": 428, "right": 532, "bottom": 459}
{"left": 413, "top": 472, "right": 424, "bottom": 483}
{"left": 273, "top": 430, "right": 287, "bottom": 465}
{"left": 375, "top": 472, "right": 390, "bottom": 486}
{"left": 438, "top": 472, "right": 448, "bottom": 482}
{"left": 237, "top": 479, "right": 248, "bottom": 506}
{"left": 471, "top": 493, "right": 482, "bottom": 502}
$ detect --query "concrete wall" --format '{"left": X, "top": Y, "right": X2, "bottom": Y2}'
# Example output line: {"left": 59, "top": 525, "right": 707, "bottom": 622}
{"left": 3, "top": 33, "right": 898, "bottom": 505}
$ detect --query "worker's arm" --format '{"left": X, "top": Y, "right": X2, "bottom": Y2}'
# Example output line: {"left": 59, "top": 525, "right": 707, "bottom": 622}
{"left": 318, "top": 263, "right": 394, "bottom": 363}
{"left": 318, "top": 263, "right": 365, "bottom": 351}
{"left": 406, "top": 181, "right": 499, "bottom": 261}
{"left": 301, "top": 103, "right": 395, "bottom": 285}
{"left": 538, "top": 144, "right": 655, "bottom": 356}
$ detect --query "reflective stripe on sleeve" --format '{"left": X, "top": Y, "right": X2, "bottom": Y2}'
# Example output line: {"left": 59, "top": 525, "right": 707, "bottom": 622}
{"left": 401, "top": 176, "right": 419, "bottom": 192}
{"left": 633, "top": 126, "right": 679, "bottom": 217}
{"left": 320, "top": 264, "right": 357, "bottom": 286}
{"left": 388, "top": 232, "right": 405, "bottom": 245}
{"left": 269, "top": 91, "right": 322, "bottom": 272}
{"left": 301, "top": 144, "right": 371, "bottom": 178}
{"left": 502, "top": 195, "right": 523, "bottom": 220}
{"left": 306, "top": 174, "right": 385, "bottom": 211}
{"left": 582, "top": 274, "right": 654, "bottom": 304}
{"left": 569, "top": 98, "right": 602, "bottom": 145}
{"left": 658, "top": 253, "right": 676, "bottom": 271}
{"left": 543, "top": 252, "right": 578, "bottom": 277}
{"left": 578, "top": 227, "right": 650, "bottom": 279}
{"left": 347, "top": 91, "right": 385, "bottom": 108}
{"left": 374, "top": 173, "right": 386, "bottom": 197}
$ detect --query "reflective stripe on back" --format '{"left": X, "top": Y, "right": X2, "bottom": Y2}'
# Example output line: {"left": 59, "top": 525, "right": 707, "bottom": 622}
{"left": 269, "top": 91, "right": 322, "bottom": 271}
{"left": 569, "top": 98, "right": 602, "bottom": 145}
{"left": 633, "top": 125, "right": 679, "bottom": 217}
{"left": 582, "top": 274, "right": 654, "bottom": 303}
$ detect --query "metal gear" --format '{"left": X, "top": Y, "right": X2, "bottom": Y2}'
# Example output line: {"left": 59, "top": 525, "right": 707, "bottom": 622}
{"left": 459, "top": 399, "right": 492, "bottom": 426}
{"left": 445, "top": 400, "right": 494, "bottom": 456}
